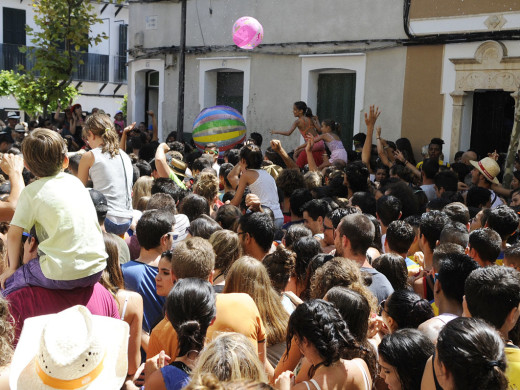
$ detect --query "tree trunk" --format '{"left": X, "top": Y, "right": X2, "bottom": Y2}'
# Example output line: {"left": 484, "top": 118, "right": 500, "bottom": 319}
{"left": 503, "top": 89, "right": 520, "bottom": 189}
{"left": 42, "top": 99, "right": 49, "bottom": 120}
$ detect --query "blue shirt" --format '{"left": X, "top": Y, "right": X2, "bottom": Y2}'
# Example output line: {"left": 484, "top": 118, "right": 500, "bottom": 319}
{"left": 160, "top": 365, "right": 190, "bottom": 390}
{"left": 122, "top": 260, "right": 165, "bottom": 333}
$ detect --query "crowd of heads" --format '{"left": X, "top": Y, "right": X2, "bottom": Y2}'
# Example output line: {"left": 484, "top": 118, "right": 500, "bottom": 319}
{"left": 0, "top": 105, "right": 519, "bottom": 390}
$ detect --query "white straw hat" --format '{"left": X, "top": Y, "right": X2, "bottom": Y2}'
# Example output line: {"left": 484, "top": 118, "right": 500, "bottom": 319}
{"left": 10, "top": 305, "right": 129, "bottom": 390}
{"left": 470, "top": 157, "right": 500, "bottom": 184}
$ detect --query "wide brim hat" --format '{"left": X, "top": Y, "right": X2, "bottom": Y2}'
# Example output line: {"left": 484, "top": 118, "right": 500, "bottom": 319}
{"left": 470, "top": 157, "right": 500, "bottom": 184}
{"left": 262, "top": 164, "right": 283, "bottom": 180}
{"left": 169, "top": 156, "right": 188, "bottom": 178}
{"left": 10, "top": 305, "right": 129, "bottom": 390}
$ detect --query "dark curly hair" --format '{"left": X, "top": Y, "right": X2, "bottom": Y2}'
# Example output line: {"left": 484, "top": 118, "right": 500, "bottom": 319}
{"left": 292, "top": 236, "right": 321, "bottom": 283}
{"left": 385, "top": 290, "right": 434, "bottom": 329}
{"left": 286, "top": 299, "right": 360, "bottom": 376}
{"left": 276, "top": 169, "right": 305, "bottom": 198}
{"left": 263, "top": 245, "right": 296, "bottom": 293}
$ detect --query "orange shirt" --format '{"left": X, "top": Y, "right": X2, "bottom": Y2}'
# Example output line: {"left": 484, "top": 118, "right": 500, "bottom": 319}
{"left": 148, "top": 293, "right": 266, "bottom": 359}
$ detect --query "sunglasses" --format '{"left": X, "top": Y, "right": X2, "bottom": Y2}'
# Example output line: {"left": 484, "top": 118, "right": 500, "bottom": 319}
{"left": 204, "top": 150, "right": 218, "bottom": 155}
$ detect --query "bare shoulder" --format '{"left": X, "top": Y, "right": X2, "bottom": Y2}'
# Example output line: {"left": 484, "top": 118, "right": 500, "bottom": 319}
{"left": 117, "top": 290, "right": 143, "bottom": 312}
{"left": 343, "top": 359, "right": 371, "bottom": 389}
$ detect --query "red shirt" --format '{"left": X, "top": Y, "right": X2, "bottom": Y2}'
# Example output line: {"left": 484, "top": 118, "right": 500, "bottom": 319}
{"left": 7, "top": 283, "right": 120, "bottom": 345}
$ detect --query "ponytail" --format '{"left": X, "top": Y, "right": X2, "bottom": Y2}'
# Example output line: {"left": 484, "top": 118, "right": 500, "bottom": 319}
{"left": 323, "top": 119, "right": 341, "bottom": 135}
{"left": 294, "top": 101, "right": 313, "bottom": 117}
{"left": 177, "top": 320, "right": 204, "bottom": 357}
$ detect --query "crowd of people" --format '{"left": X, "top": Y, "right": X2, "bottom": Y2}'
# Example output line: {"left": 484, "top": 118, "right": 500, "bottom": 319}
{"left": 0, "top": 100, "right": 518, "bottom": 390}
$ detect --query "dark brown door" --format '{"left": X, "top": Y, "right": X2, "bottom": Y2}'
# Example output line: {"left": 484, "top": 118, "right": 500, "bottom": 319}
{"left": 471, "top": 90, "right": 515, "bottom": 157}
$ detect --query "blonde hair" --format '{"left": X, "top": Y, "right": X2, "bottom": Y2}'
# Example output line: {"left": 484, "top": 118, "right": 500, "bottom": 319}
{"left": 303, "top": 171, "right": 322, "bottom": 190}
{"left": 209, "top": 230, "right": 242, "bottom": 276}
{"left": 310, "top": 257, "right": 378, "bottom": 312}
{"left": 0, "top": 295, "right": 14, "bottom": 366}
{"left": 185, "top": 373, "right": 273, "bottom": 390}
{"left": 132, "top": 176, "right": 154, "bottom": 209}
{"left": 21, "top": 128, "right": 67, "bottom": 177}
{"left": 191, "top": 332, "right": 267, "bottom": 383}
{"left": 223, "top": 256, "right": 289, "bottom": 345}
{"left": 83, "top": 113, "right": 120, "bottom": 157}
{"left": 194, "top": 172, "right": 219, "bottom": 204}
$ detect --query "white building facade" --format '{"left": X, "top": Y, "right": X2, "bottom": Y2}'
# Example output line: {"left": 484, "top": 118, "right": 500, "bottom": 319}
{"left": 0, "top": 0, "right": 128, "bottom": 121}
{"left": 127, "top": 0, "right": 520, "bottom": 160}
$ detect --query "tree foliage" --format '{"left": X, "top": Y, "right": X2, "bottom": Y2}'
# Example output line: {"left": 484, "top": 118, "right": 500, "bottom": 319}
{"left": 0, "top": 71, "right": 77, "bottom": 119}
{"left": 0, "top": 0, "right": 110, "bottom": 118}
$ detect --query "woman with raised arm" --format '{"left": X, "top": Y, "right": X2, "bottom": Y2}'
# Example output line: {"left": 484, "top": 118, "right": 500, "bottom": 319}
{"left": 361, "top": 105, "right": 381, "bottom": 175}
{"left": 227, "top": 144, "right": 283, "bottom": 228}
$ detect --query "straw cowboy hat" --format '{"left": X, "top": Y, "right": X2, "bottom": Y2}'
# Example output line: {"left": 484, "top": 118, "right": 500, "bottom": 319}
{"left": 470, "top": 157, "right": 500, "bottom": 185}
{"left": 10, "top": 305, "right": 129, "bottom": 390}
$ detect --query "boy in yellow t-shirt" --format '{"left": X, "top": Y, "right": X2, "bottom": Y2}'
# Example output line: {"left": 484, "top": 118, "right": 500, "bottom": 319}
{"left": 0, "top": 128, "right": 107, "bottom": 296}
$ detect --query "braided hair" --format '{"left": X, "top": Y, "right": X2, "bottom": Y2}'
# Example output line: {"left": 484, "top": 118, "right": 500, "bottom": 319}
{"left": 286, "top": 299, "right": 360, "bottom": 376}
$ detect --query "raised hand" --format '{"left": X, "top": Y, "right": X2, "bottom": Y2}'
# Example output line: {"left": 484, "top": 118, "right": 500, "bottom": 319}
{"left": 123, "top": 122, "right": 136, "bottom": 134}
{"left": 394, "top": 149, "right": 406, "bottom": 163}
{"left": 270, "top": 139, "right": 282, "bottom": 153}
{"left": 364, "top": 105, "right": 381, "bottom": 129}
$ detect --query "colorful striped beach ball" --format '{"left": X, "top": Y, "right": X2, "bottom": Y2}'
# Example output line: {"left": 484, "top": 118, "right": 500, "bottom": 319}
{"left": 192, "top": 106, "right": 247, "bottom": 155}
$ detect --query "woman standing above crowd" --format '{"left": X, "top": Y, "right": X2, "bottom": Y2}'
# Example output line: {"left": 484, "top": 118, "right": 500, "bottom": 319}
{"left": 271, "top": 101, "right": 325, "bottom": 169}
{"left": 78, "top": 113, "right": 134, "bottom": 235}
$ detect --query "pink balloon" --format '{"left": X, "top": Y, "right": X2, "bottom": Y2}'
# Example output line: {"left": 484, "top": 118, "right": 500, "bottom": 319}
{"left": 232, "top": 16, "right": 263, "bottom": 50}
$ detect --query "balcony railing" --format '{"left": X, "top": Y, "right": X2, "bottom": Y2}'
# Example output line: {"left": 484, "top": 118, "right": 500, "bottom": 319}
{"left": 72, "top": 52, "right": 109, "bottom": 82}
{"left": 0, "top": 43, "right": 33, "bottom": 72}
{"left": 0, "top": 43, "right": 113, "bottom": 83}
{"left": 114, "top": 55, "right": 127, "bottom": 83}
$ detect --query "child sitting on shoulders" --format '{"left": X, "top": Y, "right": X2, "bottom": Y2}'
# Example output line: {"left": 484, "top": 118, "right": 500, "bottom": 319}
{"left": 0, "top": 128, "right": 107, "bottom": 296}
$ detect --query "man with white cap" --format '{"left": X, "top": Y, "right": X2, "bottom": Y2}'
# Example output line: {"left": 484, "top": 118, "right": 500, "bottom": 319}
{"left": 470, "top": 156, "right": 504, "bottom": 208}
{"left": 12, "top": 124, "right": 26, "bottom": 143}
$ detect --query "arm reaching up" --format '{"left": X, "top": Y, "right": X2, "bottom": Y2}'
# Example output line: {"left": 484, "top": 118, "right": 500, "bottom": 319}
{"left": 362, "top": 105, "right": 380, "bottom": 173}
{"left": 270, "top": 140, "right": 299, "bottom": 170}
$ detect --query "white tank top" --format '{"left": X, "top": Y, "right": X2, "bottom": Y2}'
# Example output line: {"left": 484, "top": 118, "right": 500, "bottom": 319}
{"left": 90, "top": 147, "right": 134, "bottom": 219}
{"left": 248, "top": 169, "right": 283, "bottom": 220}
